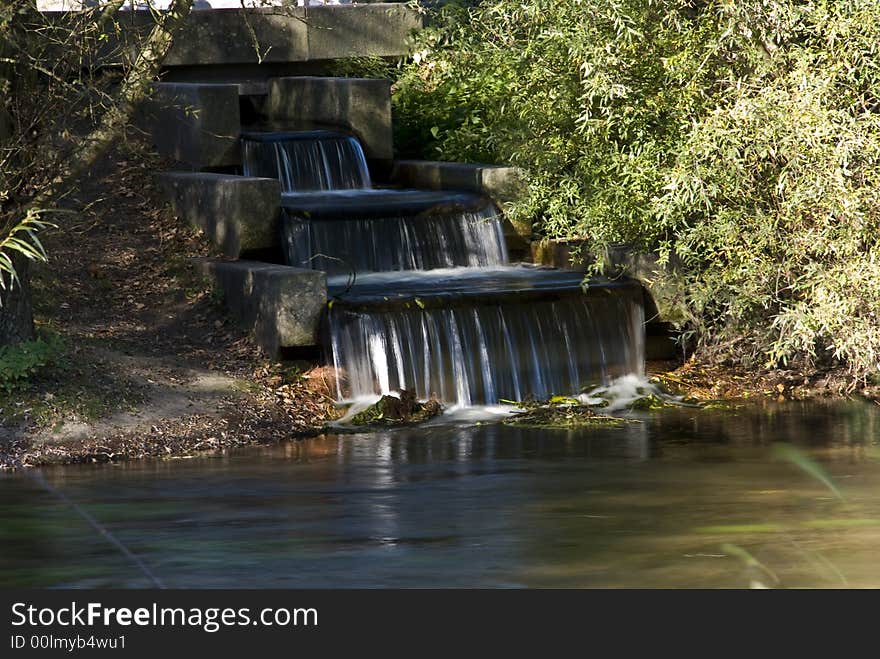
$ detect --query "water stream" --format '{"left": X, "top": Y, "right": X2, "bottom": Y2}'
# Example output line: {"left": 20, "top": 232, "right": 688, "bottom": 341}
{"left": 241, "top": 130, "right": 645, "bottom": 404}
{"left": 4, "top": 401, "right": 879, "bottom": 588}
{"left": 13, "top": 128, "right": 868, "bottom": 590}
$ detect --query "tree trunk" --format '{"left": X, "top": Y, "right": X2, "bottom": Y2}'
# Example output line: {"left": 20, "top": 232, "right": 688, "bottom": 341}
{"left": 0, "top": 252, "right": 35, "bottom": 345}
{"left": 0, "top": 0, "right": 194, "bottom": 349}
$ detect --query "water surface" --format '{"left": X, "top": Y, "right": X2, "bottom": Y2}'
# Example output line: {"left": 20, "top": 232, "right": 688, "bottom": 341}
{"left": 3, "top": 401, "right": 879, "bottom": 588}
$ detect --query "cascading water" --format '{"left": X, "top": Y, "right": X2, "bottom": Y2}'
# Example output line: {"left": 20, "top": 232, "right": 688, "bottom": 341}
{"left": 241, "top": 130, "right": 371, "bottom": 192}
{"left": 282, "top": 196, "right": 507, "bottom": 273}
{"left": 326, "top": 267, "right": 644, "bottom": 406}
{"left": 330, "top": 289, "right": 644, "bottom": 406}
{"left": 240, "top": 129, "right": 645, "bottom": 406}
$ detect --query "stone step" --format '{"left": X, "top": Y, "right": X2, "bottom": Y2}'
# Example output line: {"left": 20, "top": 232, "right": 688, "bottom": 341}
{"left": 193, "top": 258, "right": 327, "bottom": 355}
{"left": 140, "top": 82, "right": 242, "bottom": 169}
{"left": 142, "top": 75, "right": 394, "bottom": 169}
{"left": 264, "top": 77, "right": 393, "bottom": 161}
{"left": 157, "top": 172, "right": 281, "bottom": 258}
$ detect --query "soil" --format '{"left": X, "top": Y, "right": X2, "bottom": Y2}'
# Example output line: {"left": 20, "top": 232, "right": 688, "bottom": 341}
{"left": 647, "top": 358, "right": 876, "bottom": 403}
{"left": 0, "top": 135, "right": 339, "bottom": 470}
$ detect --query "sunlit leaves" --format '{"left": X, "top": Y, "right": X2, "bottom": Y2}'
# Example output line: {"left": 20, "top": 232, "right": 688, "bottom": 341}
{"left": 395, "top": 0, "right": 880, "bottom": 382}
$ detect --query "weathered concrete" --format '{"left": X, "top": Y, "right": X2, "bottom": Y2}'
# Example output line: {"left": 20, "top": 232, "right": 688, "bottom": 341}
{"left": 390, "top": 160, "right": 529, "bottom": 238}
{"left": 162, "top": 7, "right": 310, "bottom": 67}
{"left": 530, "top": 238, "right": 591, "bottom": 271}
{"left": 265, "top": 76, "right": 393, "bottom": 160}
{"left": 305, "top": 4, "right": 421, "bottom": 62}
{"left": 194, "top": 258, "right": 327, "bottom": 354}
{"left": 604, "top": 245, "right": 688, "bottom": 329}
{"left": 391, "top": 160, "right": 525, "bottom": 202}
{"left": 281, "top": 189, "right": 487, "bottom": 218}
{"left": 158, "top": 173, "right": 282, "bottom": 258}
{"left": 42, "top": 5, "right": 420, "bottom": 68}
{"left": 142, "top": 83, "right": 241, "bottom": 169}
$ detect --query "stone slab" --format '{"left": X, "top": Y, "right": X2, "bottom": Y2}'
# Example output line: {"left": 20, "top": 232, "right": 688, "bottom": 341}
{"left": 142, "top": 83, "right": 241, "bottom": 169}
{"left": 390, "top": 160, "right": 525, "bottom": 202}
{"left": 163, "top": 7, "right": 310, "bottom": 67}
{"left": 194, "top": 258, "right": 327, "bottom": 354}
{"left": 304, "top": 4, "right": 422, "bottom": 61}
{"left": 281, "top": 189, "right": 487, "bottom": 218}
{"left": 158, "top": 172, "right": 282, "bottom": 257}
{"left": 41, "top": 6, "right": 420, "bottom": 67}
{"left": 265, "top": 76, "right": 392, "bottom": 160}
{"left": 604, "top": 245, "right": 688, "bottom": 328}
{"left": 390, "top": 160, "right": 529, "bottom": 239}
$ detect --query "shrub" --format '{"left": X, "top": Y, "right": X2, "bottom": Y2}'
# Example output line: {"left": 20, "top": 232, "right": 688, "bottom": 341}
{"left": 394, "top": 0, "right": 880, "bottom": 382}
{"left": 0, "top": 335, "right": 64, "bottom": 393}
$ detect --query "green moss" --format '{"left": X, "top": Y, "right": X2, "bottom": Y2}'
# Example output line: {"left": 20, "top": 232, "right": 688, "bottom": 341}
{"left": 348, "top": 391, "right": 444, "bottom": 427}
{"left": 504, "top": 397, "right": 632, "bottom": 429}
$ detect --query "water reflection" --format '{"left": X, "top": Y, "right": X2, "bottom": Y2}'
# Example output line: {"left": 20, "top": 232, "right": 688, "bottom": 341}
{"left": 1, "top": 400, "right": 879, "bottom": 588}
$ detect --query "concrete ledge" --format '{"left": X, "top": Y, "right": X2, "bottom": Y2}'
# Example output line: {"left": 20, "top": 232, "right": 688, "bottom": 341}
{"left": 529, "top": 240, "right": 685, "bottom": 360}
{"left": 530, "top": 238, "right": 591, "bottom": 271}
{"left": 41, "top": 6, "right": 421, "bottom": 68}
{"left": 391, "top": 160, "right": 525, "bottom": 202}
{"left": 142, "top": 83, "right": 241, "bottom": 169}
{"left": 265, "top": 76, "right": 392, "bottom": 160}
{"left": 305, "top": 4, "right": 422, "bottom": 61}
{"left": 604, "top": 245, "right": 688, "bottom": 328}
{"left": 164, "top": 7, "right": 308, "bottom": 67}
{"left": 390, "top": 160, "right": 529, "bottom": 239}
{"left": 194, "top": 258, "right": 327, "bottom": 354}
{"left": 158, "top": 173, "right": 282, "bottom": 258}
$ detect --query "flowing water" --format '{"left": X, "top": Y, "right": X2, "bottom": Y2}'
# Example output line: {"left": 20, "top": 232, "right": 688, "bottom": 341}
{"left": 281, "top": 193, "right": 507, "bottom": 273}
{"left": 240, "top": 130, "right": 640, "bottom": 405}
{"left": 241, "top": 130, "right": 371, "bottom": 192}
{"left": 83, "top": 129, "right": 880, "bottom": 589}
{"left": 328, "top": 272, "right": 644, "bottom": 405}
{"left": 3, "top": 400, "right": 880, "bottom": 589}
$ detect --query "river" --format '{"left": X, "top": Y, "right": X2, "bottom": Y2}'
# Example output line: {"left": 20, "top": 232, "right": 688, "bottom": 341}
{"left": 2, "top": 400, "right": 879, "bottom": 588}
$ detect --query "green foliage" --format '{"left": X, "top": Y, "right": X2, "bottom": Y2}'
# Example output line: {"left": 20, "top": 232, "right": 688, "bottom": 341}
{"left": 394, "top": 1, "right": 880, "bottom": 382}
{"left": 0, "top": 334, "right": 64, "bottom": 392}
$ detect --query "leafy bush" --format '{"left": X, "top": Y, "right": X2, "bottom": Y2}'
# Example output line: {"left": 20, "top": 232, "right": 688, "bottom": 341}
{"left": 394, "top": 0, "right": 880, "bottom": 382}
{"left": 0, "top": 335, "right": 64, "bottom": 393}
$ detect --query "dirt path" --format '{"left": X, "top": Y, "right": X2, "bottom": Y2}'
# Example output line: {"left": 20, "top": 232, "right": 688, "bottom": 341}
{"left": 1, "top": 135, "right": 337, "bottom": 469}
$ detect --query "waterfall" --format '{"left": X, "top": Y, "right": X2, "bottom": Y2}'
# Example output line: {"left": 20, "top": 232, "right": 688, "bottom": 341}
{"left": 329, "top": 292, "right": 645, "bottom": 406}
{"left": 241, "top": 130, "right": 371, "bottom": 192}
{"left": 282, "top": 200, "right": 508, "bottom": 273}
{"left": 241, "top": 129, "right": 646, "bottom": 406}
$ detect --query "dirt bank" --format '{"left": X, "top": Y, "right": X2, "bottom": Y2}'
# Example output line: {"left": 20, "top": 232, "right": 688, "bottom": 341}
{"left": 0, "top": 135, "right": 339, "bottom": 469}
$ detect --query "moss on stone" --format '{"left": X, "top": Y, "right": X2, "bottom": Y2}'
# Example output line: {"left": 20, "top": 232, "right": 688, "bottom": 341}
{"left": 348, "top": 390, "right": 443, "bottom": 427}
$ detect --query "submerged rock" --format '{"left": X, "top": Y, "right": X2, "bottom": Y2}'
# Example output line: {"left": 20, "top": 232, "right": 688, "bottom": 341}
{"left": 504, "top": 398, "right": 630, "bottom": 429}
{"left": 348, "top": 390, "right": 443, "bottom": 427}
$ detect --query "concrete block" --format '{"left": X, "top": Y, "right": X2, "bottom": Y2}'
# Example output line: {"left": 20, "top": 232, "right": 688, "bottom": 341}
{"left": 390, "top": 160, "right": 526, "bottom": 202}
{"left": 142, "top": 83, "right": 241, "bottom": 169}
{"left": 265, "top": 76, "right": 392, "bottom": 160}
{"left": 194, "top": 258, "right": 327, "bottom": 354}
{"left": 46, "top": 6, "right": 421, "bottom": 69}
{"left": 163, "top": 8, "right": 310, "bottom": 67}
{"left": 304, "top": 4, "right": 423, "bottom": 61}
{"left": 604, "top": 244, "right": 689, "bottom": 328}
{"left": 158, "top": 173, "right": 282, "bottom": 258}
{"left": 390, "top": 160, "right": 529, "bottom": 238}
{"left": 530, "top": 238, "right": 592, "bottom": 271}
